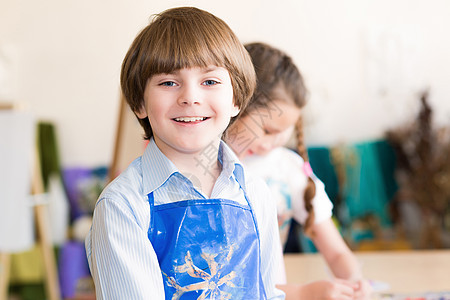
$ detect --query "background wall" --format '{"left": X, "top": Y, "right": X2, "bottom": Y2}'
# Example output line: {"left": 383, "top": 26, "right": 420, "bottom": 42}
{"left": 1, "top": 0, "right": 449, "bottom": 168}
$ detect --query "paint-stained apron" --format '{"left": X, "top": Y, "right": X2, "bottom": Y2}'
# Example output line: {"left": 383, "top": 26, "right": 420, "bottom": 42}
{"left": 147, "top": 188, "right": 267, "bottom": 300}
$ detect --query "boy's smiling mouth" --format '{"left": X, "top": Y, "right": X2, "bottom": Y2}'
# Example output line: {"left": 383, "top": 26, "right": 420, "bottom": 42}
{"left": 173, "top": 117, "right": 209, "bottom": 123}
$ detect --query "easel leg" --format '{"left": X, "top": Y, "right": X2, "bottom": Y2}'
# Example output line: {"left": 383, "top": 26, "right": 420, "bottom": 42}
{"left": 0, "top": 252, "right": 11, "bottom": 300}
{"left": 32, "top": 148, "right": 61, "bottom": 300}
{"left": 34, "top": 205, "right": 61, "bottom": 300}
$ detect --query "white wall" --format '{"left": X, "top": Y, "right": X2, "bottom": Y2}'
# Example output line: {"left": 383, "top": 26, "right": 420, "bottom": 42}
{"left": 1, "top": 0, "right": 449, "bottom": 167}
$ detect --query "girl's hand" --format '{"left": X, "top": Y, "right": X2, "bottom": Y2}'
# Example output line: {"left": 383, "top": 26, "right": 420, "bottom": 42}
{"left": 353, "top": 279, "right": 372, "bottom": 300}
{"left": 297, "top": 279, "right": 357, "bottom": 300}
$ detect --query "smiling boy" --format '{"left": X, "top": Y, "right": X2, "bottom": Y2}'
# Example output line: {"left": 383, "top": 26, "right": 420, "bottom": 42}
{"left": 86, "top": 7, "right": 285, "bottom": 299}
{"left": 136, "top": 66, "right": 239, "bottom": 196}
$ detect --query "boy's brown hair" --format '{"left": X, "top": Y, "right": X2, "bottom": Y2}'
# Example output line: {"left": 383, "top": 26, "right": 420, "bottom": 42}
{"left": 121, "top": 7, "right": 256, "bottom": 140}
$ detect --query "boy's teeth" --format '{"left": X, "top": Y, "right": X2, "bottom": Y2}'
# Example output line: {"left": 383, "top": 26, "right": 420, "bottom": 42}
{"left": 174, "top": 117, "right": 206, "bottom": 122}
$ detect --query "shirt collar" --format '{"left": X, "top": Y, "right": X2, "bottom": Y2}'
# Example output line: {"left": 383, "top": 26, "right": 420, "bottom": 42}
{"left": 219, "top": 141, "right": 246, "bottom": 191}
{"left": 141, "top": 138, "right": 178, "bottom": 195}
{"left": 141, "top": 138, "right": 247, "bottom": 195}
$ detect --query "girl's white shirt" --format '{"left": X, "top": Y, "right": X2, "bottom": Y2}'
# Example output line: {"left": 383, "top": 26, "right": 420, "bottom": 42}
{"left": 242, "top": 146, "right": 334, "bottom": 247}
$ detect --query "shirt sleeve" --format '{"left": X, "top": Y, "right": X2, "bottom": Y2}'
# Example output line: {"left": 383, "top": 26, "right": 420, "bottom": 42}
{"left": 247, "top": 176, "right": 286, "bottom": 299}
{"left": 85, "top": 196, "right": 164, "bottom": 299}
{"left": 310, "top": 175, "right": 334, "bottom": 224}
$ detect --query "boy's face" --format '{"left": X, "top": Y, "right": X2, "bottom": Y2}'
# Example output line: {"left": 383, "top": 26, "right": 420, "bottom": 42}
{"left": 137, "top": 66, "right": 239, "bottom": 159}
{"left": 226, "top": 100, "right": 301, "bottom": 160}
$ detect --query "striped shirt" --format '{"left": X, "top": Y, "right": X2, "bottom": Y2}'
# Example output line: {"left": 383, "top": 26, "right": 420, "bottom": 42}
{"left": 85, "top": 138, "right": 285, "bottom": 299}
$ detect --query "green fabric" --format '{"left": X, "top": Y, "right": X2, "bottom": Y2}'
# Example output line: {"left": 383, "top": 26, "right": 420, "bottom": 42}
{"left": 307, "top": 140, "right": 397, "bottom": 227}
{"left": 307, "top": 147, "right": 340, "bottom": 210}
{"left": 339, "top": 140, "right": 397, "bottom": 226}
{"left": 37, "top": 122, "right": 61, "bottom": 191}
{"left": 10, "top": 245, "right": 45, "bottom": 283}
{"left": 374, "top": 140, "right": 398, "bottom": 201}
{"left": 289, "top": 140, "right": 398, "bottom": 250}
{"left": 9, "top": 283, "right": 46, "bottom": 300}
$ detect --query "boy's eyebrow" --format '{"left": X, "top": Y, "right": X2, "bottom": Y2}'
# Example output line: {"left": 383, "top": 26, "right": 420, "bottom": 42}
{"left": 203, "top": 66, "right": 220, "bottom": 73}
{"left": 156, "top": 66, "right": 221, "bottom": 76}
{"left": 203, "top": 66, "right": 218, "bottom": 72}
{"left": 157, "top": 70, "right": 179, "bottom": 76}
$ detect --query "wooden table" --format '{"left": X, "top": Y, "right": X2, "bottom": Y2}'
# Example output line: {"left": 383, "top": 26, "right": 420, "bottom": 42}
{"left": 284, "top": 250, "right": 450, "bottom": 294}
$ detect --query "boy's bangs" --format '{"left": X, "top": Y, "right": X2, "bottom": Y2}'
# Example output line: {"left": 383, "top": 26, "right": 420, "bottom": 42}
{"left": 148, "top": 17, "right": 229, "bottom": 74}
{"left": 153, "top": 44, "right": 223, "bottom": 75}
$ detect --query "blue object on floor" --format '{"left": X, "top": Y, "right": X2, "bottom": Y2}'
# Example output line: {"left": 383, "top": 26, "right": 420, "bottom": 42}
{"left": 58, "top": 241, "right": 90, "bottom": 298}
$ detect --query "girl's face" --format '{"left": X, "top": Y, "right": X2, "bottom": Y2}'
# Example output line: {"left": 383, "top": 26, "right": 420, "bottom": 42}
{"left": 226, "top": 99, "right": 301, "bottom": 160}
{"left": 137, "top": 66, "right": 239, "bottom": 160}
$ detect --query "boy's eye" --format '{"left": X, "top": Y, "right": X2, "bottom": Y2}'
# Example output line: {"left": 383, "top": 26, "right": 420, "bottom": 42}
{"left": 203, "top": 80, "right": 219, "bottom": 86}
{"left": 160, "top": 81, "right": 176, "bottom": 87}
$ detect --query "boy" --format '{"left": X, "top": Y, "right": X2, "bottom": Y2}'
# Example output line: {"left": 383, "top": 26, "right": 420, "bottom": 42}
{"left": 86, "top": 7, "right": 284, "bottom": 299}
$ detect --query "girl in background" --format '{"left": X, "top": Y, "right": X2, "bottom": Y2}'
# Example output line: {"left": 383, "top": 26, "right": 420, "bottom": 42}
{"left": 225, "top": 42, "right": 372, "bottom": 300}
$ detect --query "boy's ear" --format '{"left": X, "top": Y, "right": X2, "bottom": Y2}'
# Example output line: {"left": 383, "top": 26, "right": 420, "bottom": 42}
{"left": 135, "top": 105, "right": 148, "bottom": 119}
{"left": 231, "top": 104, "right": 240, "bottom": 118}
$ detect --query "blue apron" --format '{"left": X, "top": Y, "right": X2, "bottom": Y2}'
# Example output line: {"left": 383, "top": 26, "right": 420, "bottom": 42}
{"left": 147, "top": 180, "right": 267, "bottom": 299}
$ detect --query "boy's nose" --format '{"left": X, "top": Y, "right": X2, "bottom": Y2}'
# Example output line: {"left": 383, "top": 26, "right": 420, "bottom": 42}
{"left": 178, "top": 85, "right": 201, "bottom": 105}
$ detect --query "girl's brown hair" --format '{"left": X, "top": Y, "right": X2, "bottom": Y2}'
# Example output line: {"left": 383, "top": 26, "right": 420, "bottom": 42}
{"left": 244, "top": 42, "right": 316, "bottom": 236}
{"left": 120, "top": 7, "right": 256, "bottom": 140}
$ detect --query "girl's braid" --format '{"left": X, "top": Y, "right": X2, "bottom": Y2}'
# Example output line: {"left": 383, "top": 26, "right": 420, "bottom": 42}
{"left": 295, "top": 114, "right": 316, "bottom": 237}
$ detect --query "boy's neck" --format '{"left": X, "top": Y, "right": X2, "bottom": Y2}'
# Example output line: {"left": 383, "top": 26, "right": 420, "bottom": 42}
{"left": 177, "top": 155, "right": 222, "bottom": 198}
{"left": 181, "top": 159, "right": 222, "bottom": 198}
{"left": 154, "top": 139, "right": 223, "bottom": 197}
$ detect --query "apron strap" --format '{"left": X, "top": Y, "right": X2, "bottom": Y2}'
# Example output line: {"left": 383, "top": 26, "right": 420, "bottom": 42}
{"left": 148, "top": 192, "right": 155, "bottom": 237}
{"left": 233, "top": 164, "right": 246, "bottom": 191}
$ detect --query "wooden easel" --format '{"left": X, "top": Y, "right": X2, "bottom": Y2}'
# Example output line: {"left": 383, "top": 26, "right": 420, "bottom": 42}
{"left": 108, "top": 96, "right": 146, "bottom": 182}
{"left": 0, "top": 253, "right": 11, "bottom": 300}
{"left": 0, "top": 103, "right": 61, "bottom": 300}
